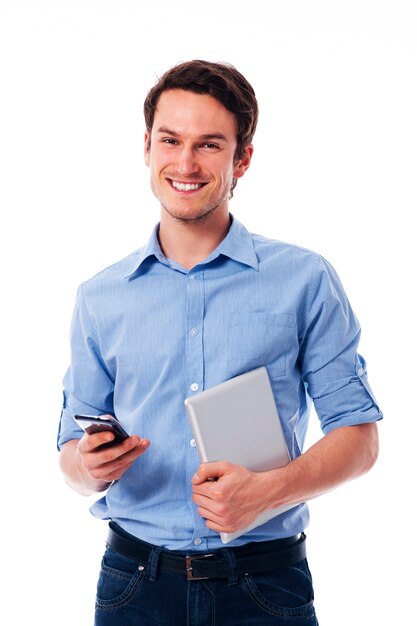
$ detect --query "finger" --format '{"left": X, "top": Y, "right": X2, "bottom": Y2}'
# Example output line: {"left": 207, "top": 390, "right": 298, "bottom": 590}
{"left": 197, "top": 502, "right": 242, "bottom": 534}
{"left": 192, "top": 461, "right": 229, "bottom": 485}
{"left": 78, "top": 431, "right": 115, "bottom": 452}
{"left": 100, "top": 438, "right": 150, "bottom": 470}
{"left": 204, "top": 518, "right": 233, "bottom": 533}
{"left": 83, "top": 437, "right": 150, "bottom": 478}
{"left": 87, "top": 441, "right": 148, "bottom": 482}
{"left": 91, "top": 435, "right": 148, "bottom": 459}
{"left": 105, "top": 442, "right": 148, "bottom": 474}
{"left": 192, "top": 491, "right": 216, "bottom": 508}
{"left": 193, "top": 498, "right": 223, "bottom": 523}
{"left": 99, "top": 435, "right": 149, "bottom": 460}
{"left": 195, "top": 503, "right": 237, "bottom": 532}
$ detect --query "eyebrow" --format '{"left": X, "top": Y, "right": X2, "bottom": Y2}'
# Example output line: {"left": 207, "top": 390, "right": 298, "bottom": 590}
{"left": 156, "top": 126, "right": 229, "bottom": 142}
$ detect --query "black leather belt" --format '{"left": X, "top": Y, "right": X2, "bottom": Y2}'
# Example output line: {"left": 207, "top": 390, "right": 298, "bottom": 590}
{"left": 107, "top": 522, "right": 307, "bottom": 581}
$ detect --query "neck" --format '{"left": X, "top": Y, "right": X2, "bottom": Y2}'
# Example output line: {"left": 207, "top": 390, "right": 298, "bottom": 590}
{"left": 158, "top": 207, "right": 231, "bottom": 270}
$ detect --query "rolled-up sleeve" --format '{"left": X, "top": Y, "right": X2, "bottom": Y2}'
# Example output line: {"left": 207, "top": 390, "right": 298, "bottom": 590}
{"left": 299, "top": 256, "right": 383, "bottom": 434}
{"left": 57, "top": 284, "right": 115, "bottom": 449}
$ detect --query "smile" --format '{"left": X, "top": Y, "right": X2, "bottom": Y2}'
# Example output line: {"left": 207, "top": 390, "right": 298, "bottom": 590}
{"left": 170, "top": 180, "right": 206, "bottom": 192}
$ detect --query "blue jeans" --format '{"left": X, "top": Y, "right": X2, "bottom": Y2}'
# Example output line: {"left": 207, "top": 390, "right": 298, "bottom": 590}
{"left": 94, "top": 545, "right": 319, "bottom": 625}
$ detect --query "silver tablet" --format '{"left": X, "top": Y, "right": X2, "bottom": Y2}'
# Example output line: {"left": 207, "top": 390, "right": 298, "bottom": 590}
{"left": 185, "top": 367, "right": 295, "bottom": 543}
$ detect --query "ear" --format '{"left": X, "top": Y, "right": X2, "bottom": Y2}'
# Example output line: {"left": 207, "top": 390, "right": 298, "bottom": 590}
{"left": 233, "top": 144, "right": 254, "bottom": 179}
{"left": 144, "top": 131, "right": 151, "bottom": 166}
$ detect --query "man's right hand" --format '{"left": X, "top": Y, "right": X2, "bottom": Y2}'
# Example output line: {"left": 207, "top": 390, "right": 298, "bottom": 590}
{"left": 59, "top": 427, "right": 150, "bottom": 495}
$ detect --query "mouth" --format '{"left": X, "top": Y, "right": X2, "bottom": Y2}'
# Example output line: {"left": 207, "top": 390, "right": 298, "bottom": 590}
{"left": 168, "top": 179, "right": 208, "bottom": 193}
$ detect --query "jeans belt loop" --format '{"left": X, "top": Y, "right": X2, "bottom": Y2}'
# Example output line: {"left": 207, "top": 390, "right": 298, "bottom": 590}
{"left": 221, "top": 548, "right": 239, "bottom": 586}
{"left": 148, "top": 545, "right": 163, "bottom": 582}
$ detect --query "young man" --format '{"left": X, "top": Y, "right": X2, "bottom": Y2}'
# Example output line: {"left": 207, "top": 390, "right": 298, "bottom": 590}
{"left": 58, "top": 60, "right": 382, "bottom": 625}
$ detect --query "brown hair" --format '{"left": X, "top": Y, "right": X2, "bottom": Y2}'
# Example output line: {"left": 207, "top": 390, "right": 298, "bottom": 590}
{"left": 143, "top": 60, "right": 258, "bottom": 161}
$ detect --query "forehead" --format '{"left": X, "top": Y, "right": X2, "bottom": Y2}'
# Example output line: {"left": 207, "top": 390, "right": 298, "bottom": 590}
{"left": 152, "top": 89, "right": 237, "bottom": 140}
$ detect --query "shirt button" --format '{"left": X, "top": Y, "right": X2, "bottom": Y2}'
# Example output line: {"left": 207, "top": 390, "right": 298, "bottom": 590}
{"left": 190, "top": 328, "right": 199, "bottom": 336}
{"left": 357, "top": 367, "right": 364, "bottom": 376}
{"left": 190, "top": 383, "right": 199, "bottom": 392}
{"left": 190, "top": 438, "right": 197, "bottom": 447}
{"left": 194, "top": 537, "right": 202, "bottom": 546}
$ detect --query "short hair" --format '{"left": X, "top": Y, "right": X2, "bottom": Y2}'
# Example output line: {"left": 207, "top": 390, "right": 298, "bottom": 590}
{"left": 144, "top": 60, "right": 258, "bottom": 161}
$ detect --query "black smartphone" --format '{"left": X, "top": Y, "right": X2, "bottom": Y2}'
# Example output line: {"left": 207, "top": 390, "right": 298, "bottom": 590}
{"left": 73, "top": 414, "right": 129, "bottom": 448}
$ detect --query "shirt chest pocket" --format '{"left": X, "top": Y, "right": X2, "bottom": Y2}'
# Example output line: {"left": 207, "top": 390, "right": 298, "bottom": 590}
{"left": 227, "top": 312, "right": 296, "bottom": 379}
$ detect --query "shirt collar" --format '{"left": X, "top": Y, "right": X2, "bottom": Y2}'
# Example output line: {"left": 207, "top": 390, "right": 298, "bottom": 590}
{"left": 123, "top": 223, "right": 167, "bottom": 278}
{"left": 123, "top": 215, "right": 259, "bottom": 279}
{"left": 214, "top": 216, "right": 259, "bottom": 270}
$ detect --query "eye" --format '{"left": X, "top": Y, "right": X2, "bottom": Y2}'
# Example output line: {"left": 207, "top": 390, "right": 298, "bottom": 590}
{"left": 161, "top": 138, "right": 178, "bottom": 145}
{"left": 202, "top": 142, "right": 220, "bottom": 150}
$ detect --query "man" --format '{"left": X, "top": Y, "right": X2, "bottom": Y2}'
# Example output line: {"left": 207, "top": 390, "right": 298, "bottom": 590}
{"left": 58, "top": 60, "right": 382, "bottom": 625}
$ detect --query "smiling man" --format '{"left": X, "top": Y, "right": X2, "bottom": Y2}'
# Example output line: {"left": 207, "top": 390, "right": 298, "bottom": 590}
{"left": 146, "top": 89, "right": 252, "bottom": 222}
{"left": 144, "top": 86, "right": 253, "bottom": 270}
{"left": 58, "top": 60, "right": 382, "bottom": 625}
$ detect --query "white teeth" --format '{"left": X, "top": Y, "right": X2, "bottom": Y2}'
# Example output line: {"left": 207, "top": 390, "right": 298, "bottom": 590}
{"left": 171, "top": 181, "right": 203, "bottom": 191}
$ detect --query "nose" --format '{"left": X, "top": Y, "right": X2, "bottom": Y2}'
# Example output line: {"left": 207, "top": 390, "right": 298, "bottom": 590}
{"left": 176, "top": 146, "right": 200, "bottom": 176}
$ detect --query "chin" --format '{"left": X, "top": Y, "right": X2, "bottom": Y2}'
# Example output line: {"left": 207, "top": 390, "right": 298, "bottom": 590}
{"left": 162, "top": 203, "right": 223, "bottom": 223}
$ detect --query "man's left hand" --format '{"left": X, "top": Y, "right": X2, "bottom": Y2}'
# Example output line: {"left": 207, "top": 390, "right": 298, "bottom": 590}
{"left": 191, "top": 461, "right": 268, "bottom": 533}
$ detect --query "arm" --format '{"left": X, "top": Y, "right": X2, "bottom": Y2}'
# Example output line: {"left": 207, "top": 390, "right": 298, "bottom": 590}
{"left": 60, "top": 428, "right": 150, "bottom": 496}
{"left": 192, "top": 422, "right": 378, "bottom": 533}
{"left": 192, "top": 256, "right": 381, "bottom": 533}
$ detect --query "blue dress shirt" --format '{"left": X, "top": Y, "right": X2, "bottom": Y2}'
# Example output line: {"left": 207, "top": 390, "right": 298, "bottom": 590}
{"left": 58, "top": 216, "right": 382, "bottom": 551}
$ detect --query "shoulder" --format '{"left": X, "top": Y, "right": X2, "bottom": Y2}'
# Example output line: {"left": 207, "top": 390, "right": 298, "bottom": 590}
{"left": 79, "top": 247, "right": 144, "bottom": 296}
{"left": 251, "top": 232, "right": 323, "bottom": 274}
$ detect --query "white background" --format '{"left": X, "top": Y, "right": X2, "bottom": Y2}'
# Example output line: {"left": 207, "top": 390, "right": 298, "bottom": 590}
{"left": 0, "top": 1, "right": 415, "bottom": 624}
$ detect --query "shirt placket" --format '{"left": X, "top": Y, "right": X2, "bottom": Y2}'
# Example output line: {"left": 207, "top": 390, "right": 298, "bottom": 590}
{"left": 185, "top": 268, "right": 208, "bottom": 547}
{"left": 185, "top": 269, "right": 205, "bottom": 395}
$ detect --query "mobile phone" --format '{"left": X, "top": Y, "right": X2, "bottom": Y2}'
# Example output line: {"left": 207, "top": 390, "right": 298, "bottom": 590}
{"left": 73, "top": 414, "right": 129, "bottom": 448}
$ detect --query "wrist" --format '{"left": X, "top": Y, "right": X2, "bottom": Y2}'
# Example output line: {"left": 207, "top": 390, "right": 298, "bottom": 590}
{"left": 260, "top": 465, "right": 294, "bottom": 510}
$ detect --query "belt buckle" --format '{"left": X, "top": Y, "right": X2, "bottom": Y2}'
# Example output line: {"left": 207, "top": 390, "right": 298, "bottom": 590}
{"left": 185, "top": 553, "right": 215, "bottom": 581}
